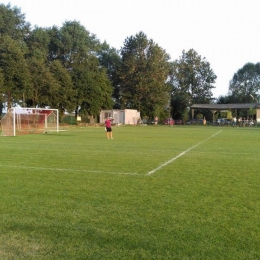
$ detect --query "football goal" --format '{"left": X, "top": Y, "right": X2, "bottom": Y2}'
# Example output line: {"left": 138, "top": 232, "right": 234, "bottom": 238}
{"left": 0, "top": 107, "right": 59, "bottom": 136}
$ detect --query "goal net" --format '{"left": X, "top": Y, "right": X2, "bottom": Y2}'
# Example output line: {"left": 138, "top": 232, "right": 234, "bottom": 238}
{"left": 0, "top": 107, "right": 59, "bottom": 136}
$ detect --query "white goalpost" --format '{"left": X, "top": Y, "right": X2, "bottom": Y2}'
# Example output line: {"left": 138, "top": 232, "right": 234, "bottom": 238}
{"left": 0, "top": 107, "right": 59, "bottom": 136}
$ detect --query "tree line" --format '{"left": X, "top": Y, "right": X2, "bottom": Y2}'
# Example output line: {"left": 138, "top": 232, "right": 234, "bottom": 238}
{"left": 1, "top": 4, "right": 259, "bottom": 121}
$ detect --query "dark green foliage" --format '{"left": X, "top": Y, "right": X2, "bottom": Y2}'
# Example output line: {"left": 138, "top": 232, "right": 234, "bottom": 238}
{"left": 71, "top": 57, "right": 114, "bottom": 116}
{"left": 170, "top": 49, "right": 216, "bottom": 119}
{"left": 48, "top": 21, "right": 99, "bottom": 66}
{"left": 49, "top": 60, "right": 75, "bottom": 113}
{"left": 0, "top": 4, "right": 114, "bottom": 115}
{"left": 0, "top": 3, "right": 30, "bottom": 41}
{"left": 48, "top": 21, "right": 114, "bottom": 116}
{"left": 25, "top": 27, "right": 50, "bottom": 61}
{"left": 26, "top": 57, "right": 59, "bottom": 107}
{"left": 0, "top": 4, "right": 32, "bottom": 109}
{"left": 97, "top": 42, "right": 121, "bottom": 108}
{"left": 229, "top": 62, "right": 260, "bottom": 103}
{"left": 119, "top": 32, "right": 171, "bottom": 118}
{"left": 0, "top": 35, "right": 32, "bottom": 108}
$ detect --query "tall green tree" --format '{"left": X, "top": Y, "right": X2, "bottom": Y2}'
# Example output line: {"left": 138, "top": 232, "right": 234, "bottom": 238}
{"left": 26, "top": 57, "right": 59, "bottom": 107}
{"left": 170, "top": 49, "right": 216, "bottom": 119}
{"left": 48, "top": 21, "right": 113, "bottom": 117}
{"left": 25, "top": 27, "right": 50, "bottom": 61}
{"left": 49, "top": 60, "right": 75, "bottom": 114}
{"left": 119, "top": 32, "right": 171, "bottom": 119}
{"left": 0, "top": 35, "right": 32, "bottom": 109}
{"left": 0, "top": 3, "right": 30, "bottom": 41}
{"left": 25, "top": 27, "right": 74, "bottom": 112}
{"left": 24, "top": 27, "right": 55, "bottom": 107}
{"left": 71, "top": 56, "right": 114, "bottom": 116}
{"left": 97, "top": 42, "right": 121, "bottom": 108}
{"left": 228, "top": 62, "right": 260, "bottom": 103}
{"left": 48, "top": 21, "right": 99, "bottom": 65}
{"left": 0, "top": 4, "right": 32, "bottom": 110}
{"left": 216, "top": 94, "right": 237, "bottom": 104}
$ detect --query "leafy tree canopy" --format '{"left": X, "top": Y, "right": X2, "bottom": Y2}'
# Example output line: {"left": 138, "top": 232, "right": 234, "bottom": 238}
{"left": 49, "top": 60, "right": 75, "bottom": 113}
{"left": 119, "top": 31, "right": 171, "bottom": 118}
{"left": 0, "top": 35, "right": 32, "bottom": 108}
{"left": 46, "top": 21, "right": 114, "bottom": 116}
{"left": 97, "top": 42, "right": 121, "bottom": 107}
{"left": 0, "top": 3, "right": 30, "bottom": 41}
{"left": 25, "top": 27, "right": 50, "bottom": 61}
{"left": 48, "top": 21, "right": 99, "bottom": 66}
{"left": 170, "top": 49, "right": 216, "bottom": 119}
{"left": 228, "top": 62, "right": 260, "bottom": 103}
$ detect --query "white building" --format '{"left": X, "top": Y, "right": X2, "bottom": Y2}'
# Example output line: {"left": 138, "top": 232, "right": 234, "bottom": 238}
{"left": 100, "top": 109, "right": 140, "bottom": 125}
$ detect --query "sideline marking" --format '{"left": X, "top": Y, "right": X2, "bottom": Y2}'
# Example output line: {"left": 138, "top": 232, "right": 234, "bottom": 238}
{"left": 0, "top": 165, "right": 141, "bottom": 176}
{"left": 147, "top": 130, "right": 222, "bottom": 175}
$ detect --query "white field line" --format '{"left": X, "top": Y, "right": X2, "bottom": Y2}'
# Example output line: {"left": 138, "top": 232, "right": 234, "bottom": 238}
{"left": 147, "top": 130, "right": 222, "bottom": 175}
{"left": 0, "top": 165, "right": 141, "bottom": 176}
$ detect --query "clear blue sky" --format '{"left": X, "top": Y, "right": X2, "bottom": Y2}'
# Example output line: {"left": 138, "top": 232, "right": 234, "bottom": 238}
{"left": 2, "top": 0, "right": 260, "bottom": 98}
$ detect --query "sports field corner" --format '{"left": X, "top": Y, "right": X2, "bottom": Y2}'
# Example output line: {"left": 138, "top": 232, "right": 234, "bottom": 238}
{"left": 1, "top": 125, "right": 260, "bottom": 259}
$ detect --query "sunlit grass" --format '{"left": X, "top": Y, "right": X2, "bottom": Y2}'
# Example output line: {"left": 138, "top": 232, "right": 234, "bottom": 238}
{"left": 1, "top": 125, "right": 260, "bottom": 259}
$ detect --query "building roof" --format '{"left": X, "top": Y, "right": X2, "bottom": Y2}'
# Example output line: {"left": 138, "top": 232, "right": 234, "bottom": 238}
{"left": 190, "top": 103, "right": 260, "bottom": 110}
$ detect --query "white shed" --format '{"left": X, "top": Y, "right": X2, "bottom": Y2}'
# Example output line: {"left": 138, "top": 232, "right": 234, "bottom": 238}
{"left": 100, "top": 109, "right": 140, "bottom": 125}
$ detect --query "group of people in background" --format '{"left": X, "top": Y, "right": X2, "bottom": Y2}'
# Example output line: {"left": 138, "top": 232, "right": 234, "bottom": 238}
{"left": 236, "top": 117, "right": 254, "bottom": 127}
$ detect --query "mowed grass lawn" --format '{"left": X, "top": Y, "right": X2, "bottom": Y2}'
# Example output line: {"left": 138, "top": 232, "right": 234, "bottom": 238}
{"left": 1, "top": 124, "right": 260, "bottom": 259}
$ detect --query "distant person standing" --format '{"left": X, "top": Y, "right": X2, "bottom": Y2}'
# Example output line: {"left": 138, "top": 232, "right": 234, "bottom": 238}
{"left": 105, "top": 117, "right": 113, "bottom": 139}
{"left": 233, "top": 117, "right": 237, "bottom": 127}
{"left": 154, "top": 116, "right": 158, "bottom": 125}
{"left": 238, "top": 117, "right": 242, "bottom": 127}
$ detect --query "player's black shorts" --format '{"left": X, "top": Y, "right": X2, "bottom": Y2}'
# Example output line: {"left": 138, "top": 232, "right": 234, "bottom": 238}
{"left": 106, "top": 127, "right": 112, "bottom": 132}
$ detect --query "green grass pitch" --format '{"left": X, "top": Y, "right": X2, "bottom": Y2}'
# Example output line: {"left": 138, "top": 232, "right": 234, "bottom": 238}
{"left": 1, "top": 125, "right": 260, "bottom": 259}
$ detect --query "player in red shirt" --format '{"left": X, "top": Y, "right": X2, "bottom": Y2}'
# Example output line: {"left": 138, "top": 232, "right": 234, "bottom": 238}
{"left": 105, "top": 117, "right": 113, "bottom": 139}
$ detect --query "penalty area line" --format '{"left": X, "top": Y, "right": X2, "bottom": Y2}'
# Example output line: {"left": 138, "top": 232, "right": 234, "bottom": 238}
{"left": 147, "top": 130, "right": 222, "bottom": 175}
{"left": 0, "top": 165, "right": 141, "bottom": 176}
